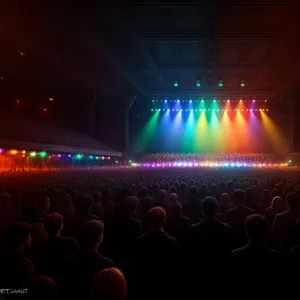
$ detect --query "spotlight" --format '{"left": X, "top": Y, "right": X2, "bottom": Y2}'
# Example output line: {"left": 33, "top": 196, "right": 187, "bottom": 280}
{"left": 250, "top": 109, "right": 253, "bottom": 111}
{"left": 253, "top": 99, "right": 256, "bottom": 102}
{"left": 151, "top": 109, "right": 153, "bottom": 111}
{"left": 240, "top": 80, "right": 245, "bottom": 87}
{"left": 266, "top": 109, "right": 269, "bottom": 112}
{"left": 227, "top": 99, "right": 230, "bottom": 102}
{"left": 152, "top": 100, "right": 154, "bottom": 102}
{"left": 213, "top": 99, "right": 216, "bottom": 102}
{"left": 177, "top": 99, "right": 180, "bottom": 102}
{"left": 40, "top": 151, "right": 47, "bottom": 158}
{"left": 162, "top": 109, "right": 165, "bottom": 111}
{"left": 186, "top": 109, "right": 188, "bottom": 111}
{"left": 180, "top": 109, "right": 183, "bottom": 111}
{"left": 201, "top": 99, "right": 204, "bottom": 102}
{"left": 200, "top": 109, "right": 202, "bottom": 111}
{"left": 164, "top": 100, "right": 167, "bottom": 103}
{"left": 167, "top": 109, "right": 170, "bottom": 111}
{"left": 176, "top": 109, "right": 179, "bottom": 111}
{"left": 30, "top": 151, "right": 36, "bottom": 157}
{"left": 265, "top": 99, "right": 267, "bottom": 102}
{"left": 172, "top": 109, "right": 174, "bottom": 111}
{"left": 196, "top": 81, "right": 201, "bottom": 87}
{"left": 173, "top": 80, "right": 179, "bottom": 87}
{"left": 241, "top": 109, "right": 244, "bottom": 112}
{"left": 240, "top": 99, "right": 243, "bottom": 102}
{"left": 218, "top": 80, "right": 223, "bottom": 87}
{"left": 189, "top": 100, "right": 192, "bottom": 103}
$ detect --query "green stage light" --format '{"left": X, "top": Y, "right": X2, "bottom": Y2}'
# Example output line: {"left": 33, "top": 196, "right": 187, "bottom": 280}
{"left": 76, "top": 154, "right": 83, "bottom": 159}
{"left": 96, "top": 156, "right": 99, "bottom": 160}
{"left": 218, "top": 80, "right": 223, "bottom": 87}
{"left": 173, "top": 81, "right": 179, "bottom": 87}
{"left": 30, "top": 151, "right": 36, "bottom": 157}
{"left": 196, "top": 80, "right": 201, "bottom": 87}
{"left": 40, "top": 151, "right": 47, "bottom": 158}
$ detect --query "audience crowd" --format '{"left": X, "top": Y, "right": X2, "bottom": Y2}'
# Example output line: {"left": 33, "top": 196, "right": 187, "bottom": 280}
{"left": 0, "top": 168, "right": 300, "bottom": 299}
{"left": 141, "top": 152, "right": 277, "bottom": 163}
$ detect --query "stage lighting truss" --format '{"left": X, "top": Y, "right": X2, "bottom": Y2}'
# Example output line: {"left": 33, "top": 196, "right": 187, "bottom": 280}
{"left": 151, "top": 99, "right": 268, "bottom": 112}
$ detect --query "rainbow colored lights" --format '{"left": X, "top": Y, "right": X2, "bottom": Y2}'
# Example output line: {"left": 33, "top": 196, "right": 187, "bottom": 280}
{"left": 137, "top": 161, "right": 288, "bottom": 168}
{"left": 135, "top": 99, "right": 288, "bottom": 154}
{"left": 0, "top": 148, "right": 113, "bottom": 161}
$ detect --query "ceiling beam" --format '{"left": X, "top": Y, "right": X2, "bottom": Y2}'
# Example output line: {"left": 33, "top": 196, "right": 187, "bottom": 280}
{"left": 125, "top": 1, "right": 288, "bottom": 7}
{"left": 140, "top": 32, "right": 280, "bottom": 41}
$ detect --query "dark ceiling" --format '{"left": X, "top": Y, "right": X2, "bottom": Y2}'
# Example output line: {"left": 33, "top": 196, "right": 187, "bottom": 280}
{"left": 0, "top": 0, "right": 299, "bottom": 127}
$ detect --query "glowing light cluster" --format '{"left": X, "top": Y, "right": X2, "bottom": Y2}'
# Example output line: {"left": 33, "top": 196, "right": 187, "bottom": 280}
{"left": 151, "top": 108, "right": 268, "bottom": 112}
{"left": 139, "top": 161, "right": 288, "bottom": 168}
{"left": 0, "top": 148, "right": 113, "bottom": 161}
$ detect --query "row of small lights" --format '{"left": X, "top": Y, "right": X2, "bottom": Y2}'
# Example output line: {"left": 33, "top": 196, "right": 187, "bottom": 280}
{"left": 0, "top": 149, "right": 111, "bottom": 160}
{"left": 151, "top": 108, "right": 269, "bottom": 112}
{"left": 152, "top": 99, "right": 267, "bottom": 103}
{"left": 138, "top": 162, "right": 288, "bottom": 168}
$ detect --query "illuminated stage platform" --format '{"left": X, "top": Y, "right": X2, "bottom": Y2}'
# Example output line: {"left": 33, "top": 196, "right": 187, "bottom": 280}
{"left": 134, "top": 161, "right": 289, "bottom": 168}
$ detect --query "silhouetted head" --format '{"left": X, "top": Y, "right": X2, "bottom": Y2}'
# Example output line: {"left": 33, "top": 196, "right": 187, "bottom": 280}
{"left": 44, "top": 213, "right": 64, "bottom": 237}
{"left": 147, "top": 206, "right": 166, "bottom": 230}
{"left": 90, "top": 268, "right": 127, "bottom": 300}
{"left": 245, "top": 214, "right": 268, "bottom": 244}
{"left": 201, "top": 197, "right": 218, "bottom": 219}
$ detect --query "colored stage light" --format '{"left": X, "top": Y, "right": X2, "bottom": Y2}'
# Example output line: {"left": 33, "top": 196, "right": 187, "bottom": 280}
{"left": 180, "top": 109, "right": 183, "bottom": 111}
{"left": 213, "top": 99, "right": 216, "bottom": 102}
{"left": 225, "top": 109, "right": 228, "bottom": 112}
{"left": 189, "top": 100, "right": 192, "bottom": 103}
{"left": 76, "top": 154, "right": 83, "bottom": 159}
{"left": 152, "top": 100, "right": 154, "bottom": 102}
{"left": 196, "top": 80, "right": 201, "bottom": 87}
{"left": 57, "top": 154, "right": 62, "bottom": 158}
{"left": 151, "top": 109, "right": 153, "bottom": 111}
{"left": 227, "top": 99, "right": 230, "bottom": 102}
{"left": 68, "top": 154, "right": 72, "bottom": 157}
{"left": 10, "top": 149, "right": 18, "bottom": 155}
{"left": 176, "top": 109, "right": 179, "bottom": 111}
{"left": 49, "top": 98, "right": 54, "bottom": 101}
{"left": 201, "top": 99, "right": 204, "bottom": 102}
{"left": 96, "top": 156, "right": 99, "bottom": 160}
{"left": 40, "top": 151, "right": 47, "bottom": 157}
{"left": 241, "top": 109, "right": 244, "bottom": 112}
{"left": 266, "top": 109, "right": 269, "bottom": 112}
{"left": 167, "top": 109, "right": 170, "bottom": 111}
{"left": 240, "top": 80, "right": 245, "bottom": 87}
{"left": 265, "top": 99, "right": 267, "bottom": 102}
{"left": 164, "top": 100, "right": 167, "bottom": 103}
{"left": 89, "top": 155, "right": 93, "bottom": 159}
{"left": 218, "top": 80, "right": 223, "bottom": 87}
{"left": 186, "top": 109, "right": 188, "bottom": 112}
{"left": 174, "top": 81, "right": 179, "bottom": 87}
{"left": 172, "top": 109, "right": 174, "bottom": 111}
{"left": 240, "top": 99, "right": 243, "bottom": 102}
{"left": 158, "top": 109, "right": 161, "bottom": 111}
{"left": 250, "top": 109, "right": 253, "bottom": 111}
{"left": 30, "top": 151, "right": 36, "bottom": 157}
{"left": 253, "top": 99, "right": 256, "bottom": 102}
{"left": 177, "top": 100, "right": 180, "bottom": 102}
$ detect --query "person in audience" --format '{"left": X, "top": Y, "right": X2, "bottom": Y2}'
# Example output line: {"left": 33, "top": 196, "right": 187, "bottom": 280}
{"left": 133, "top": 207, "right": 180, "bottom": 300}
{"left": 225, "top": 189, "right": 255, "bottom": 248}
{"left": 91, "top": 191, "right": 104, "bottom": 220}
{"left": 184, "top": 186, "right": 202, "bottom": 223}
{"left": 273, "top": 192, "right": 300, "bottom": 251}
{"left": 36, "top": 197, "right": 51, "bottom": 221}
{"left": 62, "top": 220, "right": 114, "bottom": 300}
{"left": 27, "top": 276, "right": 60, "bottom": 300}
{"left": 71, "top": 194, "right": 99, "bottom": 236}
{"left": 37, "top": 213, "right": 79, "bottom": 281}
{"left": 215, "top": 193, "right": 232, "bottom": 222}
{"left": 107, "top": 196, "right": 142, "bottom": 269}
{"left": 165, "top": 201, "right": 190, "bottom": 246}
{"left": 230, "top": 214, "right": 282, "bottom": 292}
{"left": 101, "top": 189, "right": 115, "bottom": 224}
{"left": 136, "top": 196, "right": 153, "bottom": 232}
{"left": 188, "top": 197, "right": 232, "bottom": 268}
{"left": 90, "top": 267, "right": 127, "bottom": 300}
{"left": 265, "top": 196, "right": 286, "bottom": 227}
{"left": 0, "top": 222, "right": 36, "bottom": 288}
